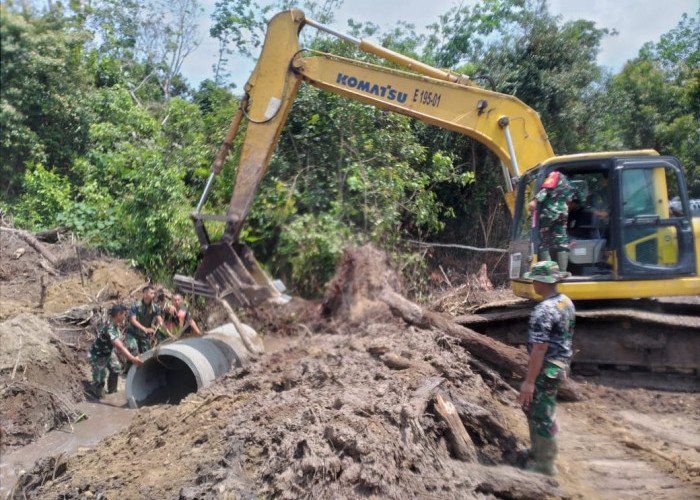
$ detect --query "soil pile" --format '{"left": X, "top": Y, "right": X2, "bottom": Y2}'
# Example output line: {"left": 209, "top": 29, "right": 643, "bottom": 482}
{"left": 2, "top": 233, "right": 698, "bottom": 500}
{"left": 0, "top": 314, "right": 84, "bottom": 449}
{"left": 0, "top": 228, "right": 147, "bottom": 453}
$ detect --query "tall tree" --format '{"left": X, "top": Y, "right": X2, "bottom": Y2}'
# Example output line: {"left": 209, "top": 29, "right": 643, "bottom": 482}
{"left": 87, "top": 0, "right": 202, "bottom": 104}
{"left": 1, "top": 2, "right": 92, "bottom": 195}
{"left": 602, "top": 11, "right": 699, "bottom": 196}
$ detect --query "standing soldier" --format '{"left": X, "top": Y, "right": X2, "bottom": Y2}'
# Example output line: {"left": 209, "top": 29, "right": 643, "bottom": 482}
{"left": 518, "top": 261, "right": 575, "bottom": 476}
{"left": 89, "top": 304, "right": 143, "bottom": 399}
{"left": 528, "top": 170, "right": 574, "bottom": 274}
{"left": 125, "top": 285, "right": 164, "bottom": 357}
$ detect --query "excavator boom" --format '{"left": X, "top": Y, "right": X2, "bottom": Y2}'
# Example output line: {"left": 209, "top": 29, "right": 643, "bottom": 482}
{"left": 174, "top": 9, "right": 699, "bottom": 373}
{"left": 176, "top": 9, "right": 555, "bottom": 304}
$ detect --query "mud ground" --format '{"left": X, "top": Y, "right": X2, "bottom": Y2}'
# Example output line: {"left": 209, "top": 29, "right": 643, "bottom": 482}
{"left": 1, "top": 232, "right": 698, "bottom": 499}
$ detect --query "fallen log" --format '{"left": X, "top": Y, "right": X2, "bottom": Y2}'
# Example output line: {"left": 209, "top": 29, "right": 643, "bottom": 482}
{"left": 378, "top": 289, "right": 582, "bottom": 401}
{"left": 36, "top": 225, "right": 69, "bottom": 243}
{"left": 434, "top": 393, "right": 478, "bottom": 461}
{"left": 465, "top": 462, "right": 560, "bottom": 499}
{"left": 0, "top": 227, "right": 58, "bottom": 267}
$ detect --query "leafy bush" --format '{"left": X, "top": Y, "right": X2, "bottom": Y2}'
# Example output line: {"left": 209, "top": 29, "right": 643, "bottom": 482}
{"left": 276, "top": 213, "right": 353, "bottom": 298}
{"left": 15, "top": 164, "right": 72, "bottom": 229}
{"left": 56, "top": 201, "right": 120, "bottom": 252}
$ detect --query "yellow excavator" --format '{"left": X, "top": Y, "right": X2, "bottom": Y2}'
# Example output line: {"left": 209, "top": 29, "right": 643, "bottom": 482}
{"left": 174, "top": 10, "right": 700, "bottom": 371}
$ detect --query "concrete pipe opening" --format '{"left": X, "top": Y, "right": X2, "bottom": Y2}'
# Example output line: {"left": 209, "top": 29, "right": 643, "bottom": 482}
{"left": 125, "top": 323, "right": 263, "bottom": 408}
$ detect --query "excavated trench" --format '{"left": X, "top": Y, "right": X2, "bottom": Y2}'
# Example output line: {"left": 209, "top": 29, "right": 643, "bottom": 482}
{"left": 1, "top": 324, "right": 267, "bottom": 497}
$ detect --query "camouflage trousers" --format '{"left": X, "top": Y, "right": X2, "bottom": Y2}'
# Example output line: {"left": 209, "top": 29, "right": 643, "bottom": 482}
{"left": 125, "top": 331, "right": 152, "bottom": 356}
{"left": 539, "top": 217, "right": 569, "bottom": 252}
{"left": 89, "top": 351, "right": 123, "bottom": 385}
{"left": 523, "top": 361, "right": 568, "bottom": 438}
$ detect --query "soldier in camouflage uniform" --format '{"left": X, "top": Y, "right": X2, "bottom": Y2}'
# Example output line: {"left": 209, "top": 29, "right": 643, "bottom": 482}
{"left": 89, "top": 304, "right": 143, "bottom": 398}
{"left": 518, "top": 261, "right": 575, "bottom": 476}
{"left": 125, "top": 285, "right": 164, "bottom": 357}
{"left": 528, "top": 170, "right": 574, "bottom": 273}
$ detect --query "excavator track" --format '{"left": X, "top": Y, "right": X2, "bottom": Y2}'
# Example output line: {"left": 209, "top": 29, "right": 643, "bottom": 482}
{"left": 455, "top": 298, "right": 700, "bottom": 374}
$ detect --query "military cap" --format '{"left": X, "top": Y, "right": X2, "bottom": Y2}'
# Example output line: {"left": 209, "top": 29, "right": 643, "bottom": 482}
{"left": 523, "top": 260, "right": 564, "bottom": 283}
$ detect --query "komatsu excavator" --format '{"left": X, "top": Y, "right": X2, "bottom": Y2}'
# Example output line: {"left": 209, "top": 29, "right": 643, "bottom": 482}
{"left": 174, "top": 10, "right": 699, "bottom": 371}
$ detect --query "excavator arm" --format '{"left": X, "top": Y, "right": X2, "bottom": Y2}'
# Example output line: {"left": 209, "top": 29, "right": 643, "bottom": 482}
{"left": 176, "top": 9, "right": 556, "bottom": 305}
{"left": 222, "top": 10, "right": 553, "bottom": 241}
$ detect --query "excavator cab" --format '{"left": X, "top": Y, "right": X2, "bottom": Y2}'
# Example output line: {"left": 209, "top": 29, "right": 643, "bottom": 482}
{"left": 509, "top": 153, "right": 698, "bottom": 300}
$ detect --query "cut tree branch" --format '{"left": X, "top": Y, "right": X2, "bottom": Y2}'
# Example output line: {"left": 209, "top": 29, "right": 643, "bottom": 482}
{"left": 378, "top": 289, "right": 582, "bottom": 401}
{"left": 1, "top": 227, "right": 58, "bottom": 267}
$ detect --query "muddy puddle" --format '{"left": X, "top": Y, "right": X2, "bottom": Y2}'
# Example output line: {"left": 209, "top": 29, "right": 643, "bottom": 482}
{"left": 0, "top": 382, "right": 134, "bottom": 498}
{"left": 0, "top": 333, "right": 293, "bottom": 498}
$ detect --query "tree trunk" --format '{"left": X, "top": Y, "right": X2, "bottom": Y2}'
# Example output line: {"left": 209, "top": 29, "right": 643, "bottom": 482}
{"left": 378, "top": 289, "right": 582, "bottom": 401}
{"left": 1, "top": 227, "right": 58, "bottom": 267}
{"left": 35, "top": 225, "right": 69, "bottom": 243}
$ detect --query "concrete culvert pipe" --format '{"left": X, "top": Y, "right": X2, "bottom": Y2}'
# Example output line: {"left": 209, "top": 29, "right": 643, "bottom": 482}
{"left": 125, "top": 322, "right": 263, "bottom": 409}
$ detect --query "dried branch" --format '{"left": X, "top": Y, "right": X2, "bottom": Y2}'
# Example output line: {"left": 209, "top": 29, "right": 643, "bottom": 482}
{"left": 0, "top": 227, "right": 58, "bottom": 266}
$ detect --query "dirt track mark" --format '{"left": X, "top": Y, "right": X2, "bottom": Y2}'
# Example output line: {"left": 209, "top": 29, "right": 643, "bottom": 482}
{"left": 557, "top": 401, "right": 700, "bottom": 500}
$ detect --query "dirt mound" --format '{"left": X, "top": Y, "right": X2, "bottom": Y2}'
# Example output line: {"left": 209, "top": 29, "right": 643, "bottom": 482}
{"left": 0, "top": 314, "right": 84, "bottom": 450}
{"left": 12, "top": 245, "right": 560, "bottom": 499}
{"left": 1, "top": 230, "right": 145, "bottom": 319}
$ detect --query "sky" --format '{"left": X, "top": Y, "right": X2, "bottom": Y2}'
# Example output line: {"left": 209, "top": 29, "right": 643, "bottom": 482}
{"left": 180, "top": 0, "right": 697, "bottom": 90}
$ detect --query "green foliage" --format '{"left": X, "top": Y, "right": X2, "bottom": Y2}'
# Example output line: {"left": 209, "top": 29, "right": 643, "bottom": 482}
{"left": 192, "top": 81, "right": 243, "bottom": 207}
{"left": 73, "top": 85, "right": 161, "bottom": 196}
{"left": 243, "top": 178, "right": 299, "bottom": 262}
{"left": 160, "top": 97, "right": 211, "bottom": 199}
{"left": 114, "top": 153, "right": 198, "bottom": 277}
{"left": 1, "top": 3, "right": 92, "bottom": 195}
{"left": 277, "top": 213, "right": 352, "bottom": 297}
{"left": 14, "top": 164, "right": 72, "bottom": 229}
{"left": 56, "top": 202, "right": 121, "bottom": 252}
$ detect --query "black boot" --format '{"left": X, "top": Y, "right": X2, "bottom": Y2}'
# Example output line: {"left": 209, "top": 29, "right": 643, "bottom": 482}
{"left": 107, "top": 372, "right": 119, "bottom": 394}
{"left": 92, "top": 381, "right": 106, "bottom": 399}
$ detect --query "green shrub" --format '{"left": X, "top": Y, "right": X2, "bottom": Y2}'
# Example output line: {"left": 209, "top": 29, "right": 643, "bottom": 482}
{"left": 15, "top": 164, "right": 72, "bottom": 229}
{"left": 277, "top": 213, "right": 352, "bottom": 298}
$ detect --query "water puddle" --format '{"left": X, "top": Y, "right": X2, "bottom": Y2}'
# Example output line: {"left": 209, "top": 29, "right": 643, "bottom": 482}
{"left": 0, "top": 334, "right": 295, "bottom": 498}
{"left": 0, "top": 386, "right": 135, "bottom": 498}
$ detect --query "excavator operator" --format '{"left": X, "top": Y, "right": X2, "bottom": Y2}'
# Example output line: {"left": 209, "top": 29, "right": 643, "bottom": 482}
{"left": 528, "top": 170, "right": 575, "bottom": 274}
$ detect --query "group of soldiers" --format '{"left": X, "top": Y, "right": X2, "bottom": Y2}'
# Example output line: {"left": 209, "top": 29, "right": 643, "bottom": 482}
{"left": 88, "top": 285, "right": 204, "bottom": 399}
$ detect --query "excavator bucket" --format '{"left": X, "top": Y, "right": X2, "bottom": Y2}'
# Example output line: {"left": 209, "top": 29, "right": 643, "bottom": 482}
{"left": 173, "top": 240, "right": 286, "bottom": 308}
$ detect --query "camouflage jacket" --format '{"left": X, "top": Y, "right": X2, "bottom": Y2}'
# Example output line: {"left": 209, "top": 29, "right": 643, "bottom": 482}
{"left": 527, "top": 293, "right": 576, "bottom": 362}
{"left": 535, "top": 171, "right": 574, "bottom": 223}
{"left": 90, "top": 320, "right": 120, "bottom": 358}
